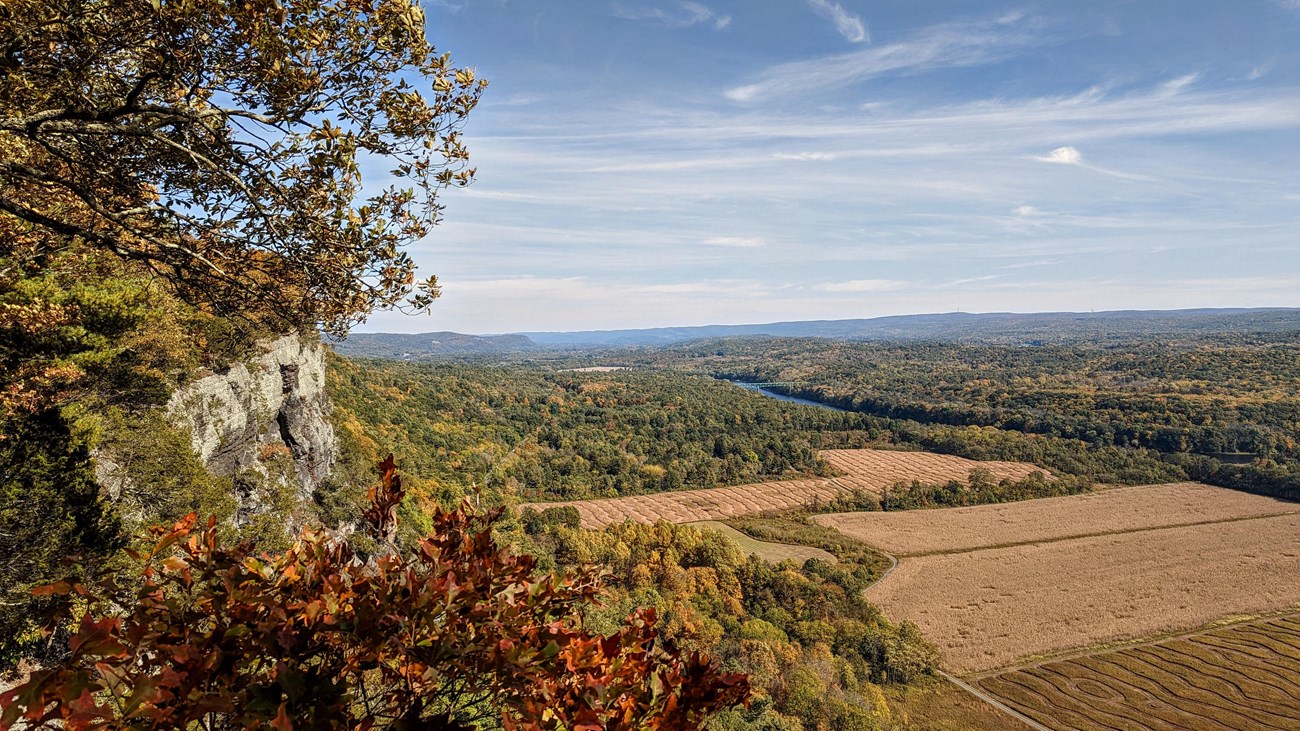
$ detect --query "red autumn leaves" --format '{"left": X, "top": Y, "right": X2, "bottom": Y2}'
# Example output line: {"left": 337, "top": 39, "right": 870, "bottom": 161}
{"left": 2, "top": 458, "right": 748, "bottom": 730}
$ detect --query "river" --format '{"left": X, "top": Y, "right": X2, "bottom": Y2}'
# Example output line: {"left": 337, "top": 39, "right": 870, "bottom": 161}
{"left": 726, "top": 380, "right": 848, "bottom": 412}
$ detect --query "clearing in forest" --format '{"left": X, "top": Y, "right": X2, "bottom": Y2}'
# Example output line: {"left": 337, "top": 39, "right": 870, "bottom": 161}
{"left": 687, "top": 521, "right": 836, "bottom": 564}
{"left": 975, "top": 615, "right": 1300, "bottom": 731}
{"left": 816, "top": 481, "right": 1299, "bottom": 556}
{"left": 860, "top": 509, "right": 1300, "bottom": 674}
{"left": 520, "top": 449, "right": 1048, "bottom": 528}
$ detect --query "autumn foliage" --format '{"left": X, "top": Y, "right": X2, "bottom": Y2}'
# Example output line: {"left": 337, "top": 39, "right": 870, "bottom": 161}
{"left": 1, "top": 457, "right": 749, "bottom": 729}
{"left": 2, "top": 0, "right": 484, "bottom": 335}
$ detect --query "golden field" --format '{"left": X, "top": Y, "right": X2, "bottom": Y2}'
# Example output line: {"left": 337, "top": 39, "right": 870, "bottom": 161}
{"left": 521, "top": 448, "right": 1048, "bottom": 528}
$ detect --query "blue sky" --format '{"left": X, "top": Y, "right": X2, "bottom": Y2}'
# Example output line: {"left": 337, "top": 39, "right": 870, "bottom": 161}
{"left": 362, "top": 0, "right": 1300, "bottom": 333}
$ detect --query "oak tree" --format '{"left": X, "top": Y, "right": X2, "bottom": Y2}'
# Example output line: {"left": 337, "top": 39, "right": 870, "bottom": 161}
{"left": 1, "top": 0, "right": 485, "bottom": 335}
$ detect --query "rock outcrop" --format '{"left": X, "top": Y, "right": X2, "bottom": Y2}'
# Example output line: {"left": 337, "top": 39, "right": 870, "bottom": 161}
{"left": 167, "top": 334, "right": 336, "bottom": 514}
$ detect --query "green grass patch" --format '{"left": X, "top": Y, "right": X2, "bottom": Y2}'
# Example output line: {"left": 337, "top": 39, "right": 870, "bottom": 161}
{"left": 687, "top": 520, "right": 837, "bottom": 565}
{"left": 724, "top": 513, "right": 894, "bottom": 592}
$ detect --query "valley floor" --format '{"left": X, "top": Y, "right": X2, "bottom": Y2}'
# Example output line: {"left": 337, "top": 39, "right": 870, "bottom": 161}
{"left": 519, "top": 448, "right": 1047, "bottom": 527}
{"left": 521, "top": 449, "right": 1300, "bottom": 729}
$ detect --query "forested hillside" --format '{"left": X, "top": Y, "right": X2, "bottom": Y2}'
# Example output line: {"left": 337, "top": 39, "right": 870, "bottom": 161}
{"left": 514, "top": 511, "right": 937, "bottom": 730}
{"left": 326, "top": 351, "right": 1189, "bottom": 514}
{"left": 634, "top": 334, "right": 1300, "bottom": 499}
{"left": 326, "top": 356, "right": 884, "bottom": 505}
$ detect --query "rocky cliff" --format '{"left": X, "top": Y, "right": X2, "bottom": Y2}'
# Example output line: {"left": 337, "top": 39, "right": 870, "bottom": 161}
{"left": 166, "top": 334, "right": 336, "bottom": 520}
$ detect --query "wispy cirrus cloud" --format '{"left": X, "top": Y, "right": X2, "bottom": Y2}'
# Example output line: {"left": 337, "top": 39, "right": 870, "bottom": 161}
{"left": 1034, "top": 145, "right": 1153, "bottom": 181}
{"left": 805, "top": 0, "right": 869, "bottom": 43}
{"left": 941, "top": 274, "right": 1001, "bottom": 288}
{"left": 612, "top": 1, "right": 731, "bottom": 29}
{"left": 702, "top": 236, "right": 767, "bottom": 248}
{"left": 774, "top": 151, "right": 837, "bottom": 161}
{"left": 725, "top": 12, "right": 1039, "bottom": 103}
{"left": 1157, "top": 72, "right": 1200, "bottom": 97}
{"left": 372, "top": 3, "right": 1300, "bottom": 333}
{"left": 814, "top": 279, "right": 908, "bottom": 292}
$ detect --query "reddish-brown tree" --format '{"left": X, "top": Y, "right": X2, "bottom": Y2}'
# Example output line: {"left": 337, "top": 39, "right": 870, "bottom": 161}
{"left": 1, "top": 458, "right": 749, "bottom": 730}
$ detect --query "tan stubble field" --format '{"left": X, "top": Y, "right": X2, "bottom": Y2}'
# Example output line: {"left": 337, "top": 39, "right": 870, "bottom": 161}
{"left": 817, "top": 481, "right": 1299, "bottom": 556}
{"left": 830, "top": 484, "right": 1300, "bottom": 674}
{"left": 520, "top": 448, "right": 1049, "bottom": 528}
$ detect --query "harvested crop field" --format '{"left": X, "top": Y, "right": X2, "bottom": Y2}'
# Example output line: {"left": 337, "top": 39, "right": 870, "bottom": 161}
{"left": 816, "top": 482, "right": 1300, "bottom": 556}
{"left": 976, "top": 615, "right": 1300, "bottom": 731}
{"left": 520, "top": 449, "right": 1049, "bottom": 528}
{"left": 688, "top": 521, "right": 836, "bottom": 565}
{"left": 864, "top": 512, "right": 1300, "bottom": 674}
{"left": 819, "top": 449, "right": 1046, "bottom": 495}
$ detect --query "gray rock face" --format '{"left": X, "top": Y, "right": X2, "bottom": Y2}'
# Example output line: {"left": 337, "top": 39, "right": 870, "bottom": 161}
{"left": 167, "top": 334, "right": 336, "bottom": 509}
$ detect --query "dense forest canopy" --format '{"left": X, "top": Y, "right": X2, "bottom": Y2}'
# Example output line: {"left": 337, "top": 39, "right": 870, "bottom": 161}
{"left": 326, "top": 357, "right": 883, "bottom": 507}
{"left": 326, "top": 350, "right": 1193, "bottom": 509}
{"left": 624, "top": 334, "right": 1300, "bottom": 500}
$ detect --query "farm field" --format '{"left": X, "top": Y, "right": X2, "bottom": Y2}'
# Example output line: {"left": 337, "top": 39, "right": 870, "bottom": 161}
{"left": 688, "top": 521, "right": 836, "bottom": 564}
{"left": 863, "top": 512, "right": 1300, "bottom": 674}
{"left": 819, "top": 448, "right": 1046, "bottom": 494}
{"left": 976, "top": 615, "right": 1300, "bottom": 731}
{"left": 520, "top": 449, "right": 1049, "bottom": 528}
{"left": 816, "top": 481, "right": 1300, "bottom": 556}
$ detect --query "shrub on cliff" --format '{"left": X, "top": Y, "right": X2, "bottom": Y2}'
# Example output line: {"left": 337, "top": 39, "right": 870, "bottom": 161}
{"left": 1, "top": 458, "right": 750, "bottom": 729}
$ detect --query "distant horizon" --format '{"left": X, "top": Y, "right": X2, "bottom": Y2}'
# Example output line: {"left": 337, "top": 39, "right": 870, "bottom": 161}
{"left": 349, "top": 304, "right": 1300, "bottom": 337}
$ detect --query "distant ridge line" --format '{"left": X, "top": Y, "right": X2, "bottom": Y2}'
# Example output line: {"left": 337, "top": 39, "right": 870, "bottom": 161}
{"left": 332, "top": 307, "right": 1300, "bottom": 358}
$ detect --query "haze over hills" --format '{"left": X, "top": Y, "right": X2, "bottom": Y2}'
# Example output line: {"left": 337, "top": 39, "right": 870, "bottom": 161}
{"left": 330, "top": 331, "right": 536, "bottom": 359}
{"left": 333, "top": 307, "right": 1300, "bottom": 359}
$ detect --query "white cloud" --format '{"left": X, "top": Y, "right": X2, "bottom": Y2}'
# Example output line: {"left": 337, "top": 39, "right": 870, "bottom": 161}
{"left": 443, "top": 276, "right": 588, "bottom": 297}
{"left": 805, "top": 0, "right": 869, "bottom": 43}
{"left": 636, "top": 280, "right": 769, "bottom": 295}
{"left": 427, "top": 0, "right": 469, "bottom": 11}
{"left": 701, "top": 236, "right": 766, "bottom": 248}
{"left": 681, "top": 1, "right": 730, "bottom": 28}
{"left": 1013, "top": 205, "right": 1037, "bottom": 217}
{"left": 725, "top": 13, "right": 1038, "bottom": 103}
{"left": 941, "top": 275, "right": 1001, "bottom": 287}
{"left": 400, "top": 74, "right": 1300, "bottom": 332}
{"left": 814, "top": 279, "right": 908, "bottom": 292}
{"left": 1157, "top": 72, "right": 1200, "bottom": 97}
{"left": 774, "top": 151, "right": 837, "bottom": 161}
{"left": 1038, "top": 146, "right": 1082, "bottom": 164}
{"left": 459, "top": 188, "right": 548, "bottom": 202}
{"left": 999, "top": 259, "right": 1058, "bottom": 270}
{"left": 612, "top": 1, "right": 731, "bottom": 29}
{"left": 1034, "top": 145, "right": 1156, "bottom": 181}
